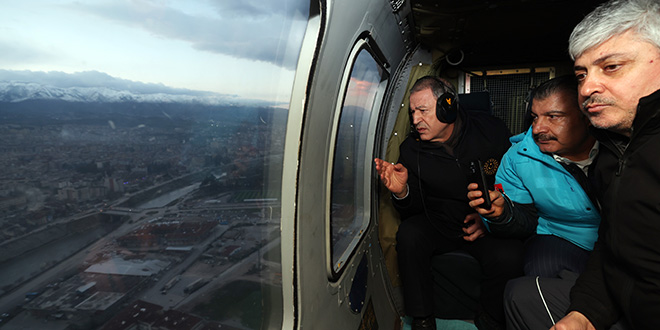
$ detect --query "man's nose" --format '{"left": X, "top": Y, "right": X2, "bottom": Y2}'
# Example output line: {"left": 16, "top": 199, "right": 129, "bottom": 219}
{"left": 411, "top": 111, "right": 421, "bottom": 124}
{"left": 532, "top": 118, "right": 546, "bottom": 135}
{"left": 579, "top": 74, "right": 603, "bottom": 100}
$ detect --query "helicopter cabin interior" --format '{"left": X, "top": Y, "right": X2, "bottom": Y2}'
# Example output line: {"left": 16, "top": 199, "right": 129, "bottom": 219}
{"left": 376, "top": 0, "right": 609, "bottom": 324}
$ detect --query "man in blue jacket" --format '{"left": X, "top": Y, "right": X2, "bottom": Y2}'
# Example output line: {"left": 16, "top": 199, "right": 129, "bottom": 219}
{"left": 467, "top": 75, "right": 600, "bottom": 329}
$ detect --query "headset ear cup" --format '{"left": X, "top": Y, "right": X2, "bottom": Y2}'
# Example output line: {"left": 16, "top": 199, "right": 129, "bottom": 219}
{"left": 436, "top": 92, "right": 458, "bottom": 123}
{"left": 523, "top": 88, "right": 535, "bottom": 130}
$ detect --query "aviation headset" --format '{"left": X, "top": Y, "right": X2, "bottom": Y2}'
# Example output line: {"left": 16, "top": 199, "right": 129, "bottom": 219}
{"left": 409, "top": 76, "right": 459, "bottom": 137}
{"left": 434, "top": 79, "right": 459, "bottom": 124}
{"left": 523, "top": 86, "right": 537, "bottom": 131}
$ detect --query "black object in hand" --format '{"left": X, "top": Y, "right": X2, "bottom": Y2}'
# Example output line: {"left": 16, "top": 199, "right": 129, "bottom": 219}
{"left": 469, "top": 160, "right": 492, "bottom": 209}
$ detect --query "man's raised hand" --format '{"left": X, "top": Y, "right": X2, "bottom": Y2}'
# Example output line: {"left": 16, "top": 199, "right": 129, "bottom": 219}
{"left": 374, "top": 158, "right": 408, "bottom": 198}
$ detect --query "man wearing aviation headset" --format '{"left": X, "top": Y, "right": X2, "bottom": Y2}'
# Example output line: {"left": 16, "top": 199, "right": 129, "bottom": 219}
{"left": 375, "top": 76, "right": 522, "bottom": 330}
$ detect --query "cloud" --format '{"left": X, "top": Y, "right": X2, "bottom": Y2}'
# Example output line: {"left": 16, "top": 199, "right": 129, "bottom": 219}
{"left": 68, "top": 0, "right": 310, "bottom": 69}
{"left": 0, "top": 39, "right": 53, "bottom": 66}
{"left": 208, "top": 1, "right": 310, "bottom": 19}
{"left": 0, "top": 69, "right": 223, "bottom": 97}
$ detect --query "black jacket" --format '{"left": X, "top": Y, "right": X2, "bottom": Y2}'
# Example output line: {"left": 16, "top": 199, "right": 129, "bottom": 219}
{"left": 392, "top": 109, "right": 511, "bottom": 240}
{"left": 569, "top": 89, "right": 660, "bottom": 330}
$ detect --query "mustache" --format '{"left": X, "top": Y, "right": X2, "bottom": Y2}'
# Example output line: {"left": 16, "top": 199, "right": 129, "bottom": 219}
{"left": 582, "top": 95, "right": 615, "bottom": 109}
{"left": 533, "top": 133, "right": 557, "bottom": 142}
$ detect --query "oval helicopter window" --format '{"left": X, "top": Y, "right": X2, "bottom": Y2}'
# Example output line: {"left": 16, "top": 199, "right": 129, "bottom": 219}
{"left": 0, "top": 1, "right": 310, "bottom": 329}
{"left": 330, "top": 46, "right": 387, "bottom": 274}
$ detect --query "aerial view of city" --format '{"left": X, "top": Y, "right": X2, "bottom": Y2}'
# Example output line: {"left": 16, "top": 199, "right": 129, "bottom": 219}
{"left": 0, "top": 1, "right": 312, "bottom": 328}
{"left": 0, "top": 87, "right": 287, "bottom": 329}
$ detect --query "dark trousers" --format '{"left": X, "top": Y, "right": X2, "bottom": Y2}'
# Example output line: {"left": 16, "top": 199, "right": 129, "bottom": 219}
{"left": 396, "top": 214, "right": 524, "bottom": 323}
{"left": 505, "top": 272, "right": 631, "bottom": 330}
{"left": 505, "top": 235, "right": 630, "bottom": 330}
{"left": 523, "top": 234, "right": 591, "bottom": 277}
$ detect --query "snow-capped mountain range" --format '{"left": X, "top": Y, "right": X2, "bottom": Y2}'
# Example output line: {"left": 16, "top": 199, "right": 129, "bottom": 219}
{"left": 0, "top": 70, "right": 274, "bottom": 107}
{"left": 0, "top": 81, "right": 238, "bottom": 105}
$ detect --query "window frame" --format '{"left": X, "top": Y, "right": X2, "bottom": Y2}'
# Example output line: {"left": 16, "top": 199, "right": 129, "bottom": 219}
{"left": 326, "top": 38, "right": 389, "bottom": 280}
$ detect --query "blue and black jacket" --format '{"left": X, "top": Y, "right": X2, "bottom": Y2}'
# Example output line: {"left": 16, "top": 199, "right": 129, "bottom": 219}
{"left": 482, "top": 127, "right": 601, "bottom": 251}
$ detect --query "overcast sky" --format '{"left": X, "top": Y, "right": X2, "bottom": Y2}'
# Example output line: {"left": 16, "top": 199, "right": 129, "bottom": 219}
{"left": 0, "top": 0, "right": 310, "bottom": 104}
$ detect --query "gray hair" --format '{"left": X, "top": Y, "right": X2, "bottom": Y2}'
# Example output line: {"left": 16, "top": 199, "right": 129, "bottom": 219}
{"left": 568, "top": 0, "right": 660, "bottom": 60}
{"left": 409, "top": 76, "right": 455, "bottom": 100}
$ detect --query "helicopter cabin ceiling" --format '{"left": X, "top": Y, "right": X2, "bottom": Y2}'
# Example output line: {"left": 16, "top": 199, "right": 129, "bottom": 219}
{"left": 408, "top": 0, "right": 608, "bottom": 68}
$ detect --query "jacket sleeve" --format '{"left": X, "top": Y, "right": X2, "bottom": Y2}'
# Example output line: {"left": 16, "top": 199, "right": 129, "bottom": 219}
{"left": 482, "top": 197, "right": 538, "bottom": 239}
{"left": 567, "top": 228, "right": 619, "bottom": 330}
{"left": 481, "top": 146, "right": 538, "bottom": 238}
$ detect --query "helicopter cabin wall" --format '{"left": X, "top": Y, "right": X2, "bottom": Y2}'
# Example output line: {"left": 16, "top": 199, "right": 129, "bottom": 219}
{"left": 291, "top": 0, "right": 413, "bottom": 328}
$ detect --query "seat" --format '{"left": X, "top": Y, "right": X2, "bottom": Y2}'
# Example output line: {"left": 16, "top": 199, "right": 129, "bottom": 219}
{"left": 458, "top": 91, "right": 493, "bottom": 115}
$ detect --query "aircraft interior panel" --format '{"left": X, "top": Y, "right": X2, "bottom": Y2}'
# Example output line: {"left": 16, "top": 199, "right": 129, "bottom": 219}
{"left": 293, "top": 0, "right": 409, "bottom": 328}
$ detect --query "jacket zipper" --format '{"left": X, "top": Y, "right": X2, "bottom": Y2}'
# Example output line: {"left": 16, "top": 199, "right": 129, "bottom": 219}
{"left": 616, "top": 158, "right": 625, "bottom": 176}
{"left": 599, "top": 138, "right": 626, "bottom": 259}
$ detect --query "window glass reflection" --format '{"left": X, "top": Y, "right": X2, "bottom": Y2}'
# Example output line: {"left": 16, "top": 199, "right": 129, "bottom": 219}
{"left": 331, "top": 49, "right": 385, "bottom": 273}
{"left": 0, "top": 1, "right": 309, "bottom": 328}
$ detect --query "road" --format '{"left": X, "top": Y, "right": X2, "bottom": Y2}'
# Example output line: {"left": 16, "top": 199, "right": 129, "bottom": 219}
{"left": 174, "top": 236, "right": 282, "bottom": 311}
